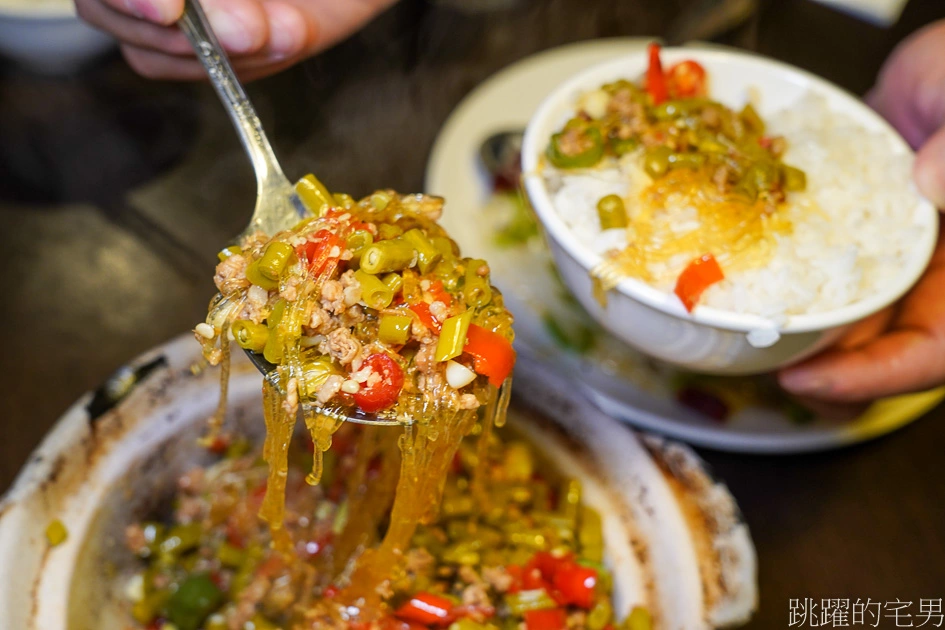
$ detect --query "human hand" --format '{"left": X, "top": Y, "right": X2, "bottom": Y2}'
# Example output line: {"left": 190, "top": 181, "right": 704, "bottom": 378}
{"left": 75, "top": 0, "right": 398, "bottom": 81}
{"left": 778, "top": 20, "right": 945, "bottom": 407}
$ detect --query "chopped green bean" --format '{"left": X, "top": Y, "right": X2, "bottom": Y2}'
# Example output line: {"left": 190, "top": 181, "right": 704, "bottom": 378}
{"left": 587, "top": 598, "right": 613, "bottom": 630}
{"left": 504, "top": 589, "right": 557, "bottom": 614}
{"left": 346, "top": 230, "right": 374, "bottom": 262}
{"left": 296, "top": 174, "right": 334, "bottom": 215}
{"left": 333, "top": 193, "right": 355, "bottom": 209}
{"left": 378, "top": 313, "right": 413, "bottom": 345}
{"left": 578, "top": 506, "right": 604, "bottom": 564}
{"left": 402, "top": 228, "right": 442, "bottom": 274}
{"left": 435, "top": 310, "right": 474, "bottom": 362}
{"left": 158, "top": 523, "right": 202, "bottom": 558}
{"left": 360, "top": 239, "right": 417, "bottom": 275}
{"left": 263, "top": 300, "right": 287, "bottom": 364}
{"left": 377, "top": 223, "right": 403, "bottom": 240}
{"left": 740, "top": 103, "right": 765, "bottom": 135}
{"left": 301, "top": 357, "right": 341, "bottom": 396}
{"left": 370, "top": 191, "right": 392, "bottom": 211}
{"left": 215, "top": 542, "right": 246, "bottom": 568}
{"left": 623, "top": 606, "right": 652, "bottom": 630}
{"left": 462, "top": 259, "right": 492, "bottom": 308}
{"left": 245, "top": 259, "right": 278, "bottom": 291}
{"left": 217, "top": 245, "right": 241, "bottom": 262}
{"left": 561, "top": 478, "right": 581, "bottom": 522}
{"left": 643, "top": 146, "right": 673, "bottom": 179}
{"left": 502, "top": 441, "right": 534, "bottom": 482}
{"left": 257, "top": 242, "right": 294, "bottom": 281}
{"left": 232, "top": 320, "right": 269, "bottom": 353}
{"left": 355, "top": 269, "right": 395, "bottom": 309}
{"left": 781, "top": 164, "right": 807, "bottom": 191}
{"left": 596, "top": 195, "right": 628, "bottom": 230}
{"left": 381, "top": 272, "right": 403, "bottom": 295}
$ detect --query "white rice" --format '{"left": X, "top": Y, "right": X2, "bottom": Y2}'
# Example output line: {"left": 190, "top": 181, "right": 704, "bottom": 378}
{"left": 546, "top": 94, "right": 926, "bottom": 319}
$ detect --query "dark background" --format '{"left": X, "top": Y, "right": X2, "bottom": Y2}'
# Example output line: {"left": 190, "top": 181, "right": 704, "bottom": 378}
{"left": 2, "top": 0, "right": 945, "bottom": 627}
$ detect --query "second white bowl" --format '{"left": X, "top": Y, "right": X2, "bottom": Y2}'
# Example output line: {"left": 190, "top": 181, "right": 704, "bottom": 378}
{"left": 522, "top": 47, "right": 938, "bottom": 375}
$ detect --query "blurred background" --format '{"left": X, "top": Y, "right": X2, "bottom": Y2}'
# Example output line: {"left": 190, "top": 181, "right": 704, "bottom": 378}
{"left": 2, "top": 0, "right": 945, "bottom": 626}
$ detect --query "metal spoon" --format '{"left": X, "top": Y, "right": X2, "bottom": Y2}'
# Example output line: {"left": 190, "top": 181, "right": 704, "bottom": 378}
{"left": 179, "top": 0, "right": 400, "bottom": 425}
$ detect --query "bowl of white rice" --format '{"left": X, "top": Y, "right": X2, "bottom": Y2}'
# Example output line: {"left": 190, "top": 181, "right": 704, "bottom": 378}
{"left": 521, "top": 46, "right": 939, "bottom": 375}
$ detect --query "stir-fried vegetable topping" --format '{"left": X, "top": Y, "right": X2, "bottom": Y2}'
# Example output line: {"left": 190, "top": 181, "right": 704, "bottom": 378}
{"left": 546, "top": 43, "right": 809, "bottom": 311}
{"left": 124, "top": 429, "right": 649, "bottom": 630}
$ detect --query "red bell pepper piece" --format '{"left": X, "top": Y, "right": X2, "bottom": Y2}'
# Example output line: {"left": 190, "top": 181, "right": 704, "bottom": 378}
{"left": 666, "top": 59, "right": 707, "bottom": 98}
{"left": 674, "top": 253, "right": 724, "bottom": 312}
{"left": 463, "top": 324, "right": 516, "bottom": 387}
{"left": 552, "top": 562, "right": 598, "bottom": 609}
{"left": 428, "top": 280, "right": 453, "bottom": 306}
{"left": 409, "top": 302, "right": 442, "bottom": 333}
{"left": 352, "top": 353, "right": 405, "bottom": 413}
{"left": 296, "top": 229, "right": 344, "bottom": 278}
{"left": 395, "top": 592, "right": 455, "bottom": 626}
{"left": 645, "top": 42, "right": 668, "bottom": 105}
{"left": 524, "top": 608, "right": 567, "bottom": 630}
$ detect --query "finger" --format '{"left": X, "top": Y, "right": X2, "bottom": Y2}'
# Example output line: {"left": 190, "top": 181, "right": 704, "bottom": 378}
{"left": 914, "top": 125, "right": 945, "bottom": 209}
{"left": 98, "top": 0, "right": 184, "bottom": 24}
{"left": 275, "top": 0, "right": 398, "bottom": 56}
{"left": 75, "top": 0, "right": 191, "bottom": 55}
{"left": 833, "top": 306, "right": 896, "bottom": 351}
{"left": 260, "top": 1, "right": 309, "bottom": 60}
{"left": 120, "top": 43, "right": 299, "bottom": 81}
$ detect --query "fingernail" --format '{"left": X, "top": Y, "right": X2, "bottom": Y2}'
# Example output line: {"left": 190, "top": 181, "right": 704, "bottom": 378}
{"left": 779, "top": 369, "right": 830, "bottom": 395}
{"left": 207, "top": 9, "right": 255, "bottom": 54}
{"left": 125, "top": 0, "right": 162, "bottom": 22}
{"left": 265, "top": 5, "right": 303, "bottom": 57}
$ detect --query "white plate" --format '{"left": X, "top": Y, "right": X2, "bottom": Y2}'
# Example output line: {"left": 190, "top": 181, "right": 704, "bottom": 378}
{"left": 425, "top": 38, "right": 945, "bottom": 454}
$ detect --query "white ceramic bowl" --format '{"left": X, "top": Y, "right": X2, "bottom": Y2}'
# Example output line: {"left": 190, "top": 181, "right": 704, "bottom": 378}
{"left": 0, "top": 334, "right": 757, "bottom": 629}
{"left": 522, "top": 47, "right": 939, "bottom": 375}
{"left": 0, "top": 0, "right": 115, "bottom": 74}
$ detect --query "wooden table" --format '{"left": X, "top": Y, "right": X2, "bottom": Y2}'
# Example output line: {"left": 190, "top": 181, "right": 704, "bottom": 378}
{"left": 2, "top": 0, "right": 944, "bottom": 626}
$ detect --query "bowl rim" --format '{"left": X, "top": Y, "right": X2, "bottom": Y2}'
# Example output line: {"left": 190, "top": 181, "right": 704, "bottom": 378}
{"left": 522, "top": 46, "right": 940, "bottom": 335}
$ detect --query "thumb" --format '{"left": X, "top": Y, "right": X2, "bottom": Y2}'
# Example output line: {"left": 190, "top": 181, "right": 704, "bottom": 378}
{"left": 915, "top": 125, "right": 945, "bottom": 209}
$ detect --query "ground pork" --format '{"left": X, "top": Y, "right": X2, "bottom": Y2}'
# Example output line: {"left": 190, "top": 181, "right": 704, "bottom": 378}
{"left": 214, "top": 254, "right": 250, "bottom": 294}
{"left": 326, "top": 328, "right": 362, "bottom": 365}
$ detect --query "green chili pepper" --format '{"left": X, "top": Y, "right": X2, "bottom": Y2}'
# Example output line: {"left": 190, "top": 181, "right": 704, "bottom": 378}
{"left": 355, "top": 269, "right": 395, "bottom": 309}
{"left": 505, "top": 589, "right": 558, "bottom": 614}
{"left": 165, "top": 573, "right": 222, "bottom": 630}
{"left": 381, "top": 272, "right": 403, "bottom": 295}
{"left": 435, "top": 310, "right": 474, "bottom": 362}
{"left": 257, "top": 242, "right": 294, "bottom": 281}
{"left": 232, "top": 320, "right": 269, "bottom": 353}
{"left": 360, "top": 238, "right": 417, "bottom": 275}
{"left": 402, "top": 228, "right": 442, "bottom": 274}
{"left": 217, "top": 245, "right": 242, "bottom": 262}
{"left": 463, "top": 259, "right": 492, "bottom": 308}
{"left": 547, "top": 126, "right": 605, "bottom": 169}
{"left": 296, "top": 174, "right": 334, "bottom": 215}
{"left": 378, "top": 313, "right": 413, "bottom": 345}
{"left": 596, "top": 195, "right": 628, "bottom": 230}
{"left": 245, "top": 259, "right": 279, "bottom": 291}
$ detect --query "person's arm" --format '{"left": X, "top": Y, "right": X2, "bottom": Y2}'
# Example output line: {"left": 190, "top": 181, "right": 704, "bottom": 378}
{"left": 779, "top": 20, "right": 945, "bottom": 404}
{"left": 74, "top": 0, "right": 398, "bottom": 81}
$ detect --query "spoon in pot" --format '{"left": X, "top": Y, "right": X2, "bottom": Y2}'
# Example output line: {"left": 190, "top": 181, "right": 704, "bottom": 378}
{"left": 179, "top": 0, "right": 401, "bottom": 425}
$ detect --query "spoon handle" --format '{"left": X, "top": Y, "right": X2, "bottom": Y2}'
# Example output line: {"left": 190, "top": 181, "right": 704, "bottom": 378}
{"left": 178, "top": 0, "right": 291, "bottom": 194}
